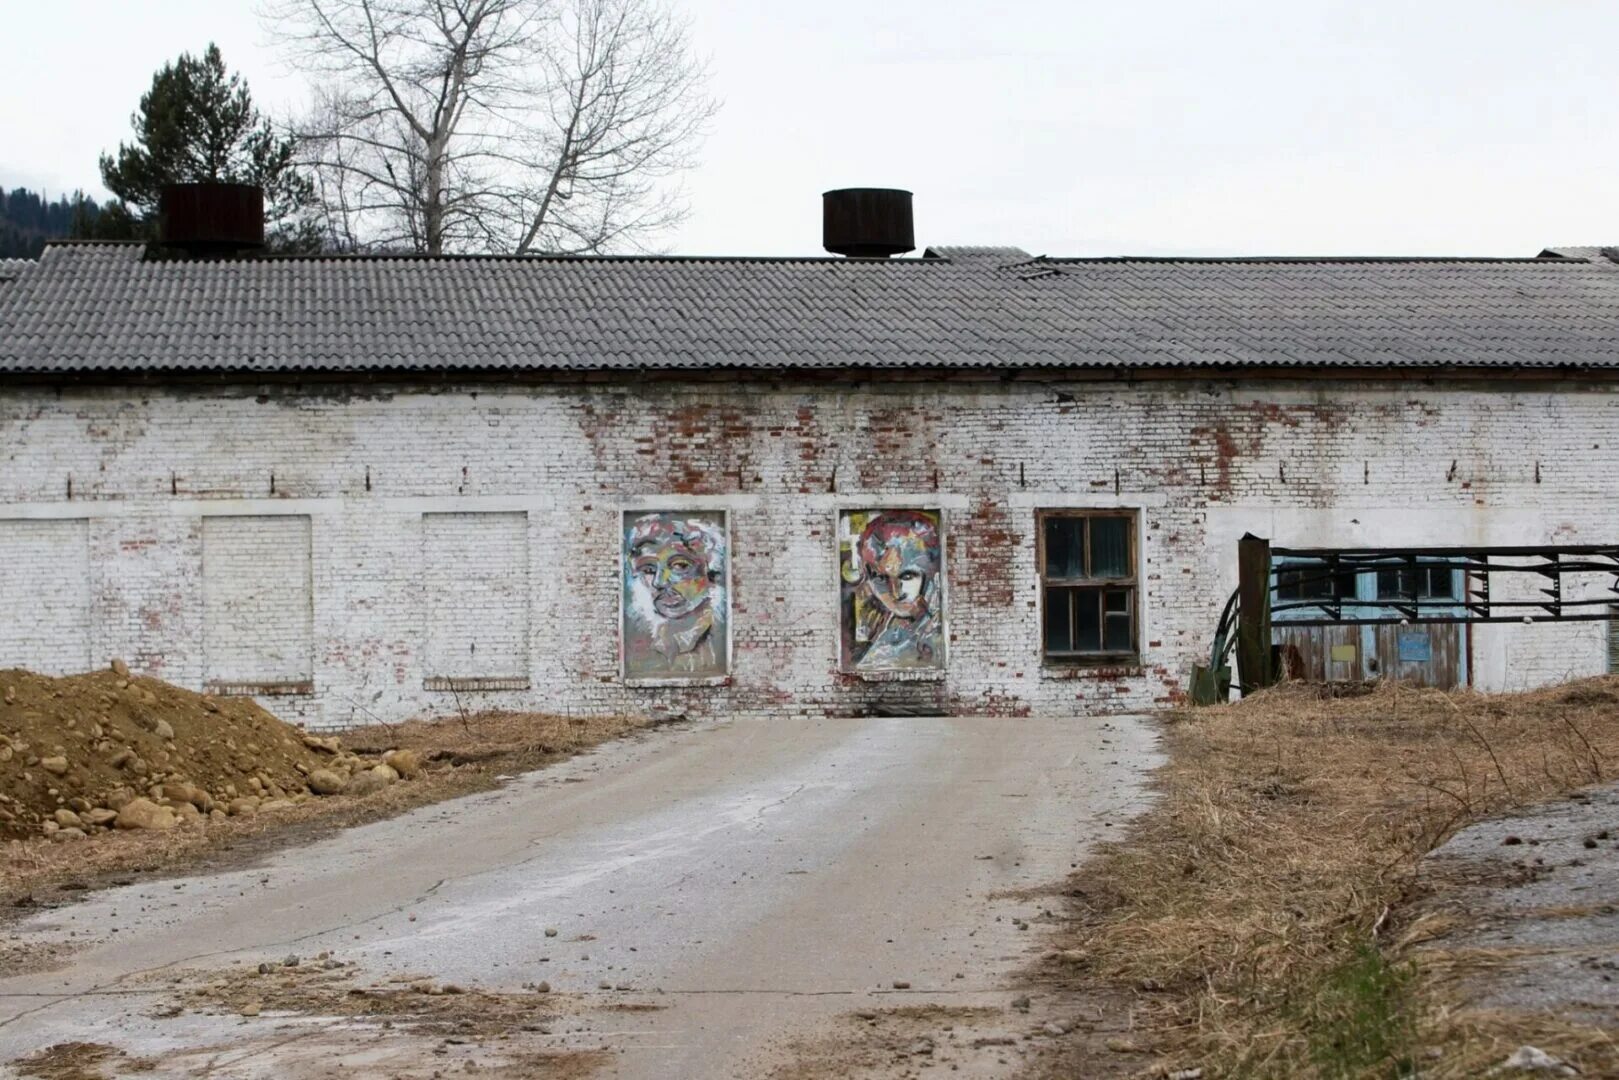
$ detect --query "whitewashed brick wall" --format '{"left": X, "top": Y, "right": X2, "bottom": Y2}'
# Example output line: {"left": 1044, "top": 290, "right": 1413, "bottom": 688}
{"left": 422, "top": 511, "right": 530, "bottom": 685}
{"left": 201, "top": 515, "right": 313, "bottom": 689}
{"left": 0, "top": 375, "right": 1613, "bottom": 728}
{"left": 0, "top": 518, "right": 89, "bottom": 673}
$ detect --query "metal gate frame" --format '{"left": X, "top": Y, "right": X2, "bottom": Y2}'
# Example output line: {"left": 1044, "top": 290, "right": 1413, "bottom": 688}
{"left": 1191, "top": 534, "right": 1619, "bottom": 703}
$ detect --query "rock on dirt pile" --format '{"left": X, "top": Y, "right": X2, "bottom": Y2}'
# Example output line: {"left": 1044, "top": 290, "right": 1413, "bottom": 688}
{"left": 0, "top": 663, "right": 421, "bottom": 840}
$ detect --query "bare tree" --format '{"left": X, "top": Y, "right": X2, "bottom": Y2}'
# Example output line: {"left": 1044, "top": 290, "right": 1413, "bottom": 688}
{"left": 267, "top": 0, "right": 716, "bottom": 255}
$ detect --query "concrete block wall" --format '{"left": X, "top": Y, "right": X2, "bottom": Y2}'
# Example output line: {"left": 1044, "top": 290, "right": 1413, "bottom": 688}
{"left": 0, "top": 374, "right": 1614, "bottom": 729}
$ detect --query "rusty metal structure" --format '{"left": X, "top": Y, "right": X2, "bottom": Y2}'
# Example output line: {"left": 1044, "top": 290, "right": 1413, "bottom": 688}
{"left": 1191, "top": 535, "right": 1619, "bottom": 703}
{"left": 822, "top": 188, "right": 915, "bottom": 258}
{"left": 158, "top": 183, "right": 265, "bottom": 256}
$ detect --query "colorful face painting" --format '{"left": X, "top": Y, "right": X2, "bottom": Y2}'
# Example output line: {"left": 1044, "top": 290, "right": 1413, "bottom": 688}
{"left": 838, "top": 509, "right": 945, "bottom": 672}
{"left": 622, "top": 511, "right": 729, "bottom": 680}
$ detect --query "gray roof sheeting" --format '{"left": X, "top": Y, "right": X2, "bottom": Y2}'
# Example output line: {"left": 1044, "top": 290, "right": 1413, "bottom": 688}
{"left": 1, "top": 241, "right": 1618, "bottom": 375}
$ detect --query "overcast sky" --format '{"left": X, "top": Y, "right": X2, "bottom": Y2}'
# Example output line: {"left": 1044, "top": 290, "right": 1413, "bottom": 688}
{"left": 2, "top": 1, "right": 1614, "bottom": 257}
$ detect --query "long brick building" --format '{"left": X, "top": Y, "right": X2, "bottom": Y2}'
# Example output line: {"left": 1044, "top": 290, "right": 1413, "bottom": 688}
{"left": 2, "top": 209, "right": 1618, "bottom": 729}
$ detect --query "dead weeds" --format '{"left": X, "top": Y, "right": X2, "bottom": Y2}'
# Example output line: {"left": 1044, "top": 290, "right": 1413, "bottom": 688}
{"left": 1040, "top": 677, "right": 1619, "bottom": 1079}
{"left": 133, "top": 959, "right": 629, "bottom": 1079}
{"left": 760, "top": 1003, "right": 1030, "bottom": 1080}
{"left": 343, "top": 708, "right": 647, "bottom": 773}
{"left": 12, "top": 1041, "right": 151, "bottom": 1079}
{"left": 177, "top": 960, "right": 574, "bottom": 1037}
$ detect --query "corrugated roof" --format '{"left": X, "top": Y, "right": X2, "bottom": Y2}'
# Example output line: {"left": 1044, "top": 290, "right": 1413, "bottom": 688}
{"left": 921, "top": 245, "right": 1032, "bottom": 262}
{"left": 2, "top": 240, "right": 1619, "bottom": 375}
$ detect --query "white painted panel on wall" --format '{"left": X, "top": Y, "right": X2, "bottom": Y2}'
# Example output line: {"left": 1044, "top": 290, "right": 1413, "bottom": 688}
{"left": 0, "top": 519, "right": 90, "bottom": 673}
{"left": 422, "top": 512, "right": 530, "bottom": 686}
{"left": 202, "top": 515, "right": 314, "bottom": 691}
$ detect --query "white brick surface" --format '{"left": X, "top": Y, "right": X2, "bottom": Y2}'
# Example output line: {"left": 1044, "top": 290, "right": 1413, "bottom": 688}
{"left": 422, "top": 512, "right": 530, "bottom": 683}
{"left": 0, "top": 518, "right": 89, "bottom": 673}
{"left": 202, "top": 515, "right": 313, "bottom": 688}
{"left": 0, "top": 376, "right": 1613, "bottom": 728}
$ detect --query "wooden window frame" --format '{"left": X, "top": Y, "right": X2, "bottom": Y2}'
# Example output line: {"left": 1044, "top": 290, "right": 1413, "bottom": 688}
{"left": 1037, "top": 509, "right": 1139, "bottom": 665}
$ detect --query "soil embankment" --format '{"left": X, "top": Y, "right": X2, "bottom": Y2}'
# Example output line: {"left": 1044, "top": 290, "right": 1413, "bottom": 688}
{"left": 1, "top": 664, "right": 647, "bottom": 906}
{"left": 0, "top": 664, "right": 418, "bottom": 842}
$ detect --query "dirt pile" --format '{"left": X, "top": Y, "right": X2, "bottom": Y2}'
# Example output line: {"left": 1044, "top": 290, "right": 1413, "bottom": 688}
{"left": 0, "top": 664, "right": 416, "bottom": 840}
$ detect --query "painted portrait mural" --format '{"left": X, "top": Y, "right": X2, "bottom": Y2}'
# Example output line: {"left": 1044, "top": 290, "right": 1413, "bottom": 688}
{"left": 838, "top": 509, "right": 945, "bottom": 672}
{"left": 622, "top": 511, "right": 730, "bottom": 680}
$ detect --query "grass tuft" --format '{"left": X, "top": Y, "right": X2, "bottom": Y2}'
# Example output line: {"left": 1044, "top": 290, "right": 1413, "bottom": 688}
{"left": 1303, "top": 941, "right": 1417, "bottom": 1079}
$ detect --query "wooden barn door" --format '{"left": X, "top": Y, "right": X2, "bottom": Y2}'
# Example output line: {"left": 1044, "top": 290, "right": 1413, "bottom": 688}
{"left": 1362, "top": 562, "right": 1466, "bottom": 689}
{"left": 1271, "top": 556, "right": 1467, "bottom": 689}
{"left": 1370, "top": 623, "right": 1462, "bottom": 688}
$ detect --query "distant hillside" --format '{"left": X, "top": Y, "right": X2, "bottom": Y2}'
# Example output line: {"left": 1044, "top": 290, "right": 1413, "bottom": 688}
{"left": 0, "top": 186, "right": 107, "bottom": 258}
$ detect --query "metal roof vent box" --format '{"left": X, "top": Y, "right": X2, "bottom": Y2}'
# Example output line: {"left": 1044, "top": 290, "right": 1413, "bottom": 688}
{"left": 822, "top": 188, "right": 914, "bottom": 258}
{"left": 158, "top": 182, "right": 265, "bottom": 257}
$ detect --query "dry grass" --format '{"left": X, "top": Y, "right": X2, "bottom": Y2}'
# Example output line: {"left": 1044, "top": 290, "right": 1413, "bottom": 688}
{"left": 1, "top": 708, "right": 649, "bottom": 908}
{"left": 1047, "top": 677, "right": 1619, "bottom": 1079}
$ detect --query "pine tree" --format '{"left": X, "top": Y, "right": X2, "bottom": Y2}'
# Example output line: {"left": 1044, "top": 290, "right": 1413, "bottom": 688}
{"left": 99, "top": 45, "right": 320, "bottom": 252}
{"left": 0, "top": 186, "right": 131, "bottom": 256}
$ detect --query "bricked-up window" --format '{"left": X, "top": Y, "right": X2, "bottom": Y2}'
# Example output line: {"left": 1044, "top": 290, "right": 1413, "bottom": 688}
{"left": 202, "top": 515, "right": 314, "bottom": 695}
{"left": 0, "top": 519, "right": 90, "bottom": 674}
{"left": 1039, "top": 511, "right": 1137, "bottom": 661}
{"left": 423, "top": 512, "right": 530, "bottom": 691}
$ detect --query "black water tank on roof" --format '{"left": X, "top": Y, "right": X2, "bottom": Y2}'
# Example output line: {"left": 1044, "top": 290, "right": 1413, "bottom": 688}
{"left": 159, "top": 182, "right": 265, "bottom": 256}
{"left": 822, "top": 188, "right": 914, "bottom": 258}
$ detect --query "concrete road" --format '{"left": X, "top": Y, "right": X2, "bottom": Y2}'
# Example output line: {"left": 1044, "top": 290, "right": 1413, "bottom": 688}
{"left": 0, "top": 712, "right": 1160, "bottom": 1078}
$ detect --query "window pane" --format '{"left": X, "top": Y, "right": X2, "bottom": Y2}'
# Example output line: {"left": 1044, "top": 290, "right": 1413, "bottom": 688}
{"left": 1044, "top": 517, "right": 1085, "bottom": 578}
{"left": 1375, "top": 565, "right": 1454, "bottom": 600}
{"left": 1076, "top": 589, "right": 1101, "bottom": 651}
{"left": 1104, "top": 589, "right": 1133, "bottom": 651}
{"left": 1044, "top": 587, "right": 1073, "bottom": 653}
{"left": 1090, "top": 517, "right": 1130, "bottom": 578}
{"left": 1104, "top": 619, "right": 1131, "bottom": 652}
{"left": 1280, "top": 561, "right": 1338, "bottom": 601}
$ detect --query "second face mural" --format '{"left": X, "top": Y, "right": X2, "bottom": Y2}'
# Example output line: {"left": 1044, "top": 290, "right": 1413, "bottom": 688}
{"left": 622, "top": 511, "right": 730, "bottom": 680}
{"left": 839, "top": 509, "right": 946, "bottom": 672}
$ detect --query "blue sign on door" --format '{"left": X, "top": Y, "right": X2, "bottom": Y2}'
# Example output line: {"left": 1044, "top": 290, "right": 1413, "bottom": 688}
{"left": 1398, "top": 632, "right": 1432, "bottom": 663}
